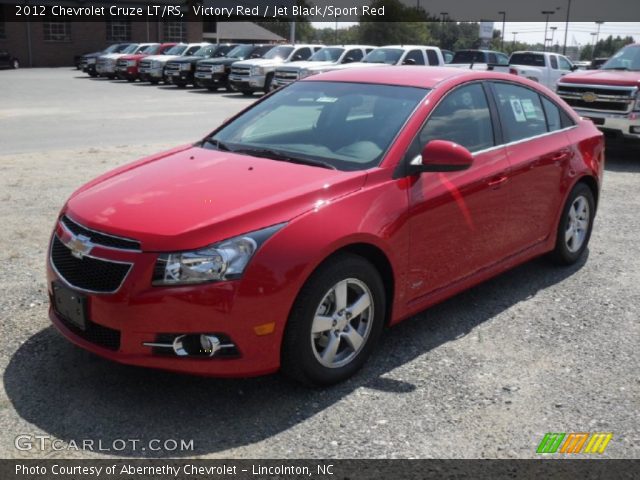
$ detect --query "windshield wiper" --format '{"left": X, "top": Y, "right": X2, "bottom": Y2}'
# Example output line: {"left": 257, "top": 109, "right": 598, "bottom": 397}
{"left": 202, "top": 138, "right": 231, "bottom": 151}
{"left": 233, "top": 147, "right": 337, "bottom": 170}
{"left": 603, "top": 67, "right": 629, "bottom": 71}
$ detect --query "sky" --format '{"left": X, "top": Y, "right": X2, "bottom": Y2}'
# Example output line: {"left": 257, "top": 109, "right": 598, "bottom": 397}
{"left": 312, "top": 21, "right": 640, "bottom": 47}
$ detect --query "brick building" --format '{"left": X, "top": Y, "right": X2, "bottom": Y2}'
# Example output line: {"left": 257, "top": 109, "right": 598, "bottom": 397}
{"left": 0, "top": 1, "right": 284, "bottom": 67}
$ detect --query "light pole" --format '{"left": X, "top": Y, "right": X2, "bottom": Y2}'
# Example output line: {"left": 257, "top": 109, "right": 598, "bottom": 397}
{"left": 590, "top": 32, "right": 597, "bottom": 60}
{"left": 562, "top": 0, "right": 572, "bottom": 55}
{"left": 541, "top": 10, "right": 555, "bottom": 51}
{"left": 594, "top": 21, "right": 604, "bottom": 58}
{"left": 498, "top": 11, "right": 506, "bottom": 51}
{"left": 550, "top": 26, "right": 557, "bottom": 51}
{"left": 440, "top": 12, "right": 448, "bottom": 48}
{"left": 512, "top": 32, "right": 518, "bottom": 49}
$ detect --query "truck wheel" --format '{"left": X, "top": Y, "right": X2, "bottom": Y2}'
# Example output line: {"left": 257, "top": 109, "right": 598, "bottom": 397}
{"left": 281, "top": 253, "right": 386, "bottom": 386}
{"left": 264, "top": 73, "right": 274, "bottom": 92}
{"left": 149, "top": 79, "right": 159, "bottom": 85}
{"left": 207, "top": 86, "right": 219, "bottom": 92}
{"left": 241, "top": 90, "right": 254, "bottom": 96}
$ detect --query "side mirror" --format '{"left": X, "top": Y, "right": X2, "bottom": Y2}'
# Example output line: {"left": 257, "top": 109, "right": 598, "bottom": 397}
{"left": 403, "top": 58, "right": 417, "bottom": 65}
{"left": 409, "top": 140, "right": 474, "bottom": 174}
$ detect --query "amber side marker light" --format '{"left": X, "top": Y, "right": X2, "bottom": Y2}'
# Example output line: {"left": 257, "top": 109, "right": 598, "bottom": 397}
{"left": 254, "top": 322, "right": 276, "bottom": 336}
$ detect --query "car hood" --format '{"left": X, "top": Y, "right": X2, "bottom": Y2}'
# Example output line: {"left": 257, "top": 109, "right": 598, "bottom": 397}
{"left": 234, "top": 58, "right": 286, "bottom": 68}
{"left": 170, "top": 55, "right": 206, "bottom": 64}
{"left": 83, "top": 51, "right": 103, "bottom": 59}
{"left": 65, "top": 145, "right": 366, "bottom": 251}
{"left": 120, "top": 54, "right": 146, "bottom": 61}
{"left": 322, "top": 62, "right": 393, "bottom": 72}
{"left": 100, "top": 53, "right": 128, "bottom": 60}
{"left": 278, "top": 60, "right": 335, "bottom": 71}
{"left": 559, "top": 69, "right": 640, "bottom": 87}
{"left": 143, "top": 54, "right": 179, "bottom": 63}
{"left": 199, "top": 57, "right": 240, "bottom": 66}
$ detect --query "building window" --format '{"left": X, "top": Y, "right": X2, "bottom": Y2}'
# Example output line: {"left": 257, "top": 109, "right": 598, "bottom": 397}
{"left": 43, "top": 21, "right": 71, "bottom": 42}
{"left": 106, "top": 20, "right": 131, "bottom": 42}
{"left": 163, "top": 21, "right": 186, "bottom": 42}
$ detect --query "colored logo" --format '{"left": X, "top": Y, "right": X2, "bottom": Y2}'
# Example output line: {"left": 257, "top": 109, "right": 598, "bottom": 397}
{"left": 537, "top": 432, "right": 612, "bottom": 454}
{"left": 581, "top": 92, "right": 598, "bottom": 103}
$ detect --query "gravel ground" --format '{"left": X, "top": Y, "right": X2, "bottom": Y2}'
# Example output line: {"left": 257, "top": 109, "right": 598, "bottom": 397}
{"left": 0, "top": 68, "right": 638, "bottom": 459}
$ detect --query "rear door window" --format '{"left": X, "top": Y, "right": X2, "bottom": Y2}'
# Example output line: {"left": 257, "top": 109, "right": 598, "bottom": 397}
{"left": 404, "top": 50, "right": 425, "bottom": 65}
{"left": 426, "top": 49, "right": 440, "bottom": 65}
{"left": 510, "top": 53, "right": 546, "bottom": 67}
{"left": 492, "top": 83, "right": 547, "bottom": 142}
{"left": 550, "top": 55, "right": 558, "bottom": 69}
{"left": 541, "top": 96, "right": 562, "bottom": 132}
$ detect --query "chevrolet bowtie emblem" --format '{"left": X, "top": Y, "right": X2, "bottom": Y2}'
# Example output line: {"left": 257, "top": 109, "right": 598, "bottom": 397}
{"left": 581, "top": 92, "right": 598, "bottom": 103}
{"left": 64, "top": 233, "right": 94, "bottom": 259}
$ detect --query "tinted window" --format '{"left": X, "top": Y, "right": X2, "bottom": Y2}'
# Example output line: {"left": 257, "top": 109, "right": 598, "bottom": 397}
{"left": 451, "top": 51, "right": 486, "bottom": 63}
{"left": 558, "top": 56, "right": 572, "bottom": 70}
{"left": 550, "top": 55, "right": 558, "bottom": 69}
{"left": 426, "top": 49, "right": 440, "bottom": 65}
{"left": 488, "top": 53, "right": 497, "bottom": 64}
{"left": 293, "top": 47, "right": 311, "bottom": 60}
{"left": 344, "top": 49, "right": 363, "bottom": 62}
{"left": 414, "top": 83, "right": 494, "bottom": 153}
{"left": 404, "top": 50, "right": 425, "bottom": 65}
{"left": 185, "top": 45, "right": 202, "bottom": 55}
{"left": 363, "top": 48, "right": 404, "bottom": 65}
{"left": 510, "top": 53, "right": 545, "bottom": 67}
{"left": 492, "top": 83, "right": 547, "bottom": 142}
{"left": 541, "top": 96, "right": 562, "bottom": 132}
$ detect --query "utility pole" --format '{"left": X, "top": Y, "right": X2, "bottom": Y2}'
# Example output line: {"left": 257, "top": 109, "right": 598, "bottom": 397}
{"left": 512, "top": 32, "right": 518, "bottom": 49}
{"left": 594, "top": 21, "right": 604, "bottom": 58}
{"left": 541, "top": 10, "right": 555, "bottom": 51}
{"left": 290, "top": 21, "right": 296, "bottom": 44}
{"left": 562, "top": 0, "right": 572, "bottom": 55}
{"left": 550, "top": 26, "right": 557, "bottom": 51}
{"left": 498, "top": 11, "right": 506, "bottom": 51}
{"left": 590, "top": 32, "right": 597, "bottom": 60}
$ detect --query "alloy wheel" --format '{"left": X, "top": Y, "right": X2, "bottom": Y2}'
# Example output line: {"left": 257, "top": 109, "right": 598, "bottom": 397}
{"left": 565, "top": 195, "right": 590, "bottom": 253}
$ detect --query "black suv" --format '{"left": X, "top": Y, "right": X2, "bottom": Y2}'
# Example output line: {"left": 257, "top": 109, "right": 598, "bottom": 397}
{"left": 0, "top": 49, "right": 19, "bottom": 69}
{"left": 194, "top": 44, "right": 274, "bottom": 91}
{"left": 81, "top": 44, "right": 131, "bottom": 77}
{"left": 163, "top": 44, "right": 237, "bottom": 88}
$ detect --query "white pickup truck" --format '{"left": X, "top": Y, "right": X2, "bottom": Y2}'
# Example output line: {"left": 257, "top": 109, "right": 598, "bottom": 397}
{"left": 456, "top": 51, "right": 577, "bottom": 91}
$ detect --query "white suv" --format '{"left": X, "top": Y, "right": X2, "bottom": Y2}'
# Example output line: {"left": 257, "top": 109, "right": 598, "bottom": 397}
{"left": 229, "top": 44, "right": 324, "bottom": 95}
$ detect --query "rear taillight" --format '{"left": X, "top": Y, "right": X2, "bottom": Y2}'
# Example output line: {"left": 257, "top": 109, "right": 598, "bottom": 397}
{"left": 509, "top": 68, "right": 518, "bottom": 75}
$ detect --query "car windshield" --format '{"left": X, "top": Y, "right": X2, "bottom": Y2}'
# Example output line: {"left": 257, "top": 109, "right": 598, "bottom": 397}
{"left": 122, "top": 44, "right": 140, "bottom": 54}
{"left": 363, "top": 48, "right": 404, "bottom": 65}
{"left": 226, "top": 44, "right": 255, "bottom": 58}
{"left": 264, "top": 46, "right": 294, "bottom": 60}
{"left": 451, "top": 51, "right": 486, "bottom": 63}
{"left": 206, "top": 81, "right": 428, "bottom": 171}
{"left": 601, "top": 46, "right": 640, "bottom": 71}
{"left": 510, "top": 53, "right": 545, "bottom": 67}
{"left": 165, "top": 45, "right": 187, "bottom": 55}
{"left": 309, "top": 48, "right": 344, "bottom": 62}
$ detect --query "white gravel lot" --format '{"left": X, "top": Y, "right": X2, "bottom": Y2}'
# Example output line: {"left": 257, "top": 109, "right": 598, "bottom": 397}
{"left": 0, "top": 68, "right": 638, "bottom": 459}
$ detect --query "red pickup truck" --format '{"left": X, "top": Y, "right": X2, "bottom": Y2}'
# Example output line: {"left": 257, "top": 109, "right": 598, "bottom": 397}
{"left": 557, "top": 44, "right": 640, "bottom": 141}
{"left": 116, "top": 43, "right": 176, "bottom": 82}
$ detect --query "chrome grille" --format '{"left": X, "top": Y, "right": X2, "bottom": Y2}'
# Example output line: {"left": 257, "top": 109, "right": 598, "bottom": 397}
{"left": 274, "top": 70, "right": 298, "bottom": 81}
{"left": 196, "top": 64, "right": 214, "bottom": 73}
{"left": 231, "top": 66, "right": 250, "bottom": 76}
{"left": 139, "top": 60, "right": 152, "bottom": 70}
{"left": 165, "top": 62, "right": 180, "bottom": 73}
{"left": 61, "top": 216, "right": 141, "bottom": 251}
{"left": 557, "top": 83, "right": 637, "bottom": 114}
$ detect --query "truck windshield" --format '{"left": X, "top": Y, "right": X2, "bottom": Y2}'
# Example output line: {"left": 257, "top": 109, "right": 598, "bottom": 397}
{"left": 363, "top": 48, "right": 404, "bottom": 64}
{"left": 601, "top": 45, "right": 640, "bottom": 71}
{"left": 207, "top": 81, "right": 429, "bottom": 171}
{"left": 510, "top": 53, "right": 546, "bottom": 67}
{"left": 451, "top": 51, "right": 486, "bottom": 64}
{"left": 263, "top": 46, "right": 295, "bottom": 60}
{"left": 142, "top": 45, "right": 161, "bottom": 55}
{"left": 309, "top": 48, "right": 344, "bottom": 62}
{"left": 122, "top": 44, "right": 139, "bottom": 54}
{"left": 165, "top": 45, "right": 187, "bottom": 55}
{"left": 226, "top": 44, "right": 255, "bottom": 59}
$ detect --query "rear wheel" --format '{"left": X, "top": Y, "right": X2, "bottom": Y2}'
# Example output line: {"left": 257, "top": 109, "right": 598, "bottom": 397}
{"left": 149, "top": 79, "right": 159, "bottom": 85}
{"left": 241, "top": 90, "right": 253, "bottom": 96}
{"left": 281, "top": 254, "right": 385, "bottom": 386}
{"left": 207, "top": 86, "right": 218, "bottom": 92}
{"left": 550, "top": 182, "right": 595, "bottom": 265}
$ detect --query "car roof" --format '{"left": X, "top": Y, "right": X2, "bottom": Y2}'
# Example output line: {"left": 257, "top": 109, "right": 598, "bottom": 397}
{"left": 381, "top": 45, "right": 440, "bottom": 49}
{"left": 304, "top": 66, "right": 516, "bottom": 89}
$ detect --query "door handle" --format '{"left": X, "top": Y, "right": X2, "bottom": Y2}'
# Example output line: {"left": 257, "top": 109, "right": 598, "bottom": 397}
{"left": 551, "top": 151, "right": 570, "bottom": 162}
{"left": 487, "top": 175, "right": 508, "bottom": 189}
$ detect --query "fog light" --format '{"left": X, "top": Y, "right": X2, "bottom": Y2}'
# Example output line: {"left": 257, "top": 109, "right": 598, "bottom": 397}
{"left": 172, "top": 334, "right": 220, "bottom": 357}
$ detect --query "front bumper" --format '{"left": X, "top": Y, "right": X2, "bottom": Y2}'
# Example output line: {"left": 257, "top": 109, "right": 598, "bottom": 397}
{"left": 138, "top": 66, "right": 164, "bottom": 82}
{"left": 96, "top": 64, "right": 116, "bottom": 75}
{"left": 46, "top": 224, "right": 285, "bottom": 377}
{"left": 229, "top": 74, "right": 265, "bottom": 92}
{"left": 194, "top": 71, "right": 227, "bottom": 88}
{"left": 574, "top": 109, "right": 640, "bottom": 139}
{"left": 116, "top": 65, "right": 138, "bottom": 80}
{"left": 165, "top": 69, "right": 193, "bottom": 84}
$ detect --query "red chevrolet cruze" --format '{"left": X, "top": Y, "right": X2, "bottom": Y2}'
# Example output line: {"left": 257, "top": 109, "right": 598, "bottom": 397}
{"left": 48, "top": 67, "right": 604, "bottom": 385}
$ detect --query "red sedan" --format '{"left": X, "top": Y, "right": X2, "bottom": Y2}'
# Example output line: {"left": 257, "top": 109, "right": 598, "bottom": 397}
{"left": 47, "top": 67, "right": 604, "bottom": 385}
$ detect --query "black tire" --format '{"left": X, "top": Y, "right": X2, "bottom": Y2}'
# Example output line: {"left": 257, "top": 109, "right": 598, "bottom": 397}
{"left": 550, "top": 182, "right": 595, "bottom": 265}
{"left": 175, "top": 82, "right": 187, "bottom": 88}
{"left": 241, "top": 90, "right": 254, "bottom": 96}
{"left": 149, "top": 79, "right": 159, "bottom": 85}
{"left": 264, "top": 73, "right": 274, "bottom": 92}
{"left": 225, "top": 83, "right": 233, "bottom": 93}
{"left": 281, "top": 253, "right": 386, "bottom": 386}
{"left": 207, "top": 86, "right": 218, "bottom": 92}
{"left": 89, "top": 71, "right": 98, "bottom": 78}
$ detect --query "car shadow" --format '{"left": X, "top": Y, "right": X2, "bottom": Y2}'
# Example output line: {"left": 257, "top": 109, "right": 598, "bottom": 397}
{"left": 4, "top": 254, "right": 587, "bottom": 457}
{"left": 603, "top": 136, "right": 640, "bottom": 173}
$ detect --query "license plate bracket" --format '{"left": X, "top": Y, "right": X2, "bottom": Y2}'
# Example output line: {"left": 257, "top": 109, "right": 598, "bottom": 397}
{"left": 52, "top": 282, "right": 87, "bottom": 331}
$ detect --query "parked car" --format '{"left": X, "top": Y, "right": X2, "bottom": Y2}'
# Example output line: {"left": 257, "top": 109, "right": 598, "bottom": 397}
{"left": 47, "top": 67, "right": 604, "bottom": 385}
{"left": 448, "top": 49, "right": 509, "bottom": 66}
{"left": 589, "top": 57, "right": 610, "bottom": 70}
{"left": 507, "top": 51, "right": 577, "bottom": 91}
{"left": 138, "top": 43, "right": 209, "bottom": 84}
{"left": 557, "top": 44, "right": 640, "bottom": 141}
{"left": 306, "top": 45, "right": 445, "bottom": 77}
{"left": 229, "top": 44, "right": 324, "bottom": 95}
{"left": 82, "top": 44, "right": 132, "bottom": 77}
{"left": 195, "top": 44, "right": 274, "bottom": 91}
{"left": 115, "top": 43, "right": 176, "bottom": 82}
{"left": 164, "top": 44, "right": 238, "bottom": 88}
{"left": 97, "top": 43, "right": 158, "bottom": 79}
{"left": 0, "top": 49, "right": 19, "bottom": 69}
{"left": 272, "top": 45, "right": 375, "bottom": 89}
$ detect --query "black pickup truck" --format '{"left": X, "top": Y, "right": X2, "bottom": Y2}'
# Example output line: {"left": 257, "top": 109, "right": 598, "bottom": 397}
{"left": 194, "top": 44, "right": 274, "bottom": 91}
{"left": 163, "top": 44, "right": 237, "bottom": 88}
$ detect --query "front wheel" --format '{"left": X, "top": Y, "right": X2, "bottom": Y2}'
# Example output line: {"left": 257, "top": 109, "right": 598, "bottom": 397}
{"left": 281, "top": 254, "right": 386, "bottom": 386}
{"left": 550, "top": 182, "right": 595, "bottom": 265}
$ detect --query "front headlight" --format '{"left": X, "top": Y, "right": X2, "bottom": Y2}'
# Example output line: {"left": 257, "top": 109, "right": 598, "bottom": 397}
{"left": 152, "top": 223, "right": 285, "bottom": 286}
{"left": 87, "top": 58, "right": 96, "bottom": 65}
{"left": 180, "top": 63, "right": 191, "bottom": 71}
{"left": 299, "top": 69, "right": 317, "bottom": 79}
{"left": 251, "top": 66, "right": 264, "bottom": 76}
{"left": 151, "top": 60, "right": 162, "bottom": 68}
{"left": 212, "top": 64, "right": 225, "bottom": 73}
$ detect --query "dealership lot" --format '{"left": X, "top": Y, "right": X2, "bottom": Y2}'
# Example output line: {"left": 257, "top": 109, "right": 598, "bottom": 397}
{"left": 0, "top": 68, "right": 639, "bottom": 458}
